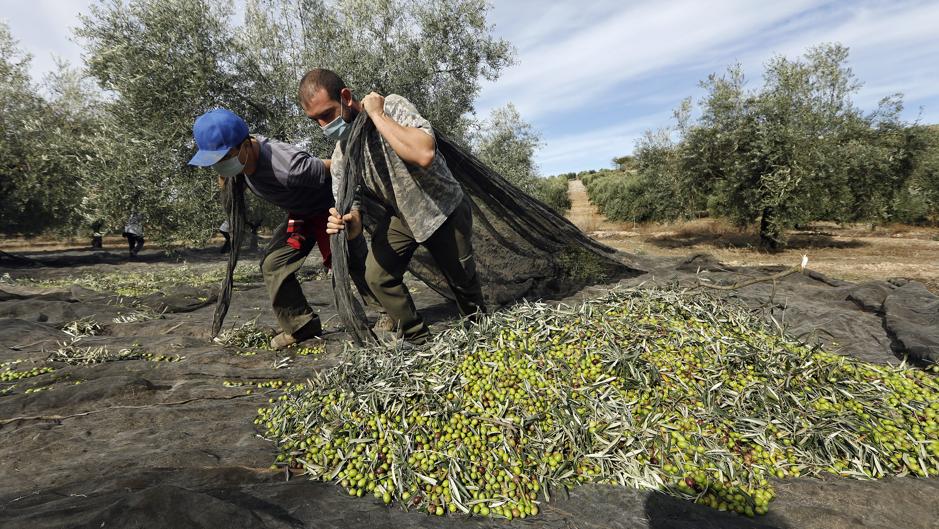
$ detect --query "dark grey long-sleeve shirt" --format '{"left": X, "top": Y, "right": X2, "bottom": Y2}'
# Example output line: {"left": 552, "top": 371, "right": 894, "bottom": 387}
{"left": 245, "top": 135, "right": 335, "bottom": 215}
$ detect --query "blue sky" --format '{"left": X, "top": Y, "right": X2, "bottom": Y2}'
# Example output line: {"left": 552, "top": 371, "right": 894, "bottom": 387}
{"left": 4, "top": 0, "right": 939, "bottom": 175}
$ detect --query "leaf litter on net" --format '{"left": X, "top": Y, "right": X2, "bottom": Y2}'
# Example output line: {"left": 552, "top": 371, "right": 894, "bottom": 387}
{"left": 48, "top": 339, "right": 182, "bottom": 365}
{"left": 61, "top": 317, "right": 104, "bottom": 337}
{"left": 16, "top": 264, "right": 263, "bottom": 297}
{"left": 215, "top": 319, "right": 274, "bottom": 351}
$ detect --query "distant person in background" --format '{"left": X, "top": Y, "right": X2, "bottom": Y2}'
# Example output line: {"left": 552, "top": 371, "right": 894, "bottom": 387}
{"left": 122, "top": 212, "right": 145, "bottom": 257}
{"left": 219, "top": 219, "right": 232, "bottom": 254}
{"left": 90, "top": 219, "right": 104, "bottom": 250}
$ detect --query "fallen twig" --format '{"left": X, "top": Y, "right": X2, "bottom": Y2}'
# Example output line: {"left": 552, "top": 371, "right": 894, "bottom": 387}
{"left": 162, "top": 322, "right": 185, "bottom": 334}
{"left": 696, "top": 266, "right": 801, "bottom": 290}
{"left": 696, "top": 255, "right": 809, "bottom": 291}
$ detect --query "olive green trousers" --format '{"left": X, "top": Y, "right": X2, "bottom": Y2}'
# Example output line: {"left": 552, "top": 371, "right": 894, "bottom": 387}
{"left": 260, "top": 221, "right": 374, "bottom": 335}
{"left": 364, "top": 198, "right": 485, "bottom": 340}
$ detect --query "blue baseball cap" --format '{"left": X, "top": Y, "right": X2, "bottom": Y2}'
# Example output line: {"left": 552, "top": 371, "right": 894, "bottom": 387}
{"left": 188, "top": 108, "right": 250, "bottom": 166}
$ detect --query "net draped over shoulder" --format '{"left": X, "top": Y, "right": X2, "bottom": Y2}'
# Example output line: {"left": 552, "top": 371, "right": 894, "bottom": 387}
{"left": 328, "top": 111, "right": 641, "bottom": 344}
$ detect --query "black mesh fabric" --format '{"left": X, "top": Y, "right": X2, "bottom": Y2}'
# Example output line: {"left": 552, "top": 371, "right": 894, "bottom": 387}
{"left": 212, "top": 173, "right": 246, "bottom": 338}
{"left": 329, "top": 112, "right": 641, "bottom": 341}
{"left": 330, "top": 115, "right": 377, "bottom": 345}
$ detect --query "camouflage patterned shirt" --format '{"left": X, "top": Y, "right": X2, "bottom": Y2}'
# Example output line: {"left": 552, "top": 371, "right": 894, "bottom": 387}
{"left": 331, "top": 94, "right": 464, "bottom": 243}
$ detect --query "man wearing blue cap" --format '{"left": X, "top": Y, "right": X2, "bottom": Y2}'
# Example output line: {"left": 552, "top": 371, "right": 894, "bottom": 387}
{"left": 189, "top": 108, "right": 358, "bottom": 349}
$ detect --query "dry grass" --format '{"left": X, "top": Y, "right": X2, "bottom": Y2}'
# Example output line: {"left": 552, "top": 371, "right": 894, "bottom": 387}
{"left": 0, "top": 235, "right": 234, "bottom": 253}
{"left": 566, "top": 180, "right": 939, "bottom": 294}
{"left": 0, "top": 236, "right": 122, "bottom": 252}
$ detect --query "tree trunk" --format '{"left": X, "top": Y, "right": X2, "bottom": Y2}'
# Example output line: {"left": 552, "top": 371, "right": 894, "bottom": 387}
{"left": 759, "top": 207, "right": 783, "bottom": 251}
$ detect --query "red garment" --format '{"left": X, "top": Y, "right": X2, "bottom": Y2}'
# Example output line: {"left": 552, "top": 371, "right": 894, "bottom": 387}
{"left": 286, "top": 212, "right": 332, "bottom": 269}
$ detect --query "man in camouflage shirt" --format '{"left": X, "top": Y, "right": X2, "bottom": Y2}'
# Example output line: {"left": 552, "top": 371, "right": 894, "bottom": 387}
{"left": 299, "top": 68, "right": 485, "bottom": 343}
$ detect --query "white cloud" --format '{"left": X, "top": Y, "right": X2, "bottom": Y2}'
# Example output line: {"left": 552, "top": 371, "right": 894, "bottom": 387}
{"left": 721, "top": 1, "right": 939, "bottom": 117}
{"left": 481, "top": 0, "right": 824, "bottom": 119}
{"left": 485, "top": 0, "right": 939, "bottom": 172}
{"left": 487, "top": 1, "right": 622, "bottom": 54}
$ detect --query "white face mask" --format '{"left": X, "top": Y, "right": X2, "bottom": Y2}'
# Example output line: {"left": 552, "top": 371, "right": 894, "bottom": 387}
{"left": 212, "top": 144, "right": 246, "bottom": 177}
{"left": 321, "top": 99, "right": 352, "bottom": 141}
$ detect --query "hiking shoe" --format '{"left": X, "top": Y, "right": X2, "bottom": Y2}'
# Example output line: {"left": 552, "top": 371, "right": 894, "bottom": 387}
{"left": 269, "top": 332, "right": 295, "bottom": 350}
{"left": 372, "top": 321, "right": 429, "bottom": 349}
{"left": 270, "top": 317, "right": 322, "bottom": 350}
{"left": 399, "top": 325, "right": 430, "bottom": 346}
{"left": 372, "top": 312, "right": 397, "bottom": 332}
{"left": 375, "top": 332, "right": 424, "bottom": 351}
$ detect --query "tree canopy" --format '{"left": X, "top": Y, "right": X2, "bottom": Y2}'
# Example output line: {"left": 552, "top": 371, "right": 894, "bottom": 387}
{"left": 585, "top": 44, "right": 939, "bottom": 249}
{"left": 0, "top": 26, "right": 97, "bottom": 235}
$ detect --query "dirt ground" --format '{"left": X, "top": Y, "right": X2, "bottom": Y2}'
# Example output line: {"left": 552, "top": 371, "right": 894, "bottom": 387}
{"left": 1, "top": 245, "right": 937, "bottom": 529}
{"left": 1, "top": 195, "right": 938, "bottom": 528}
{"left": 566, "top": 179, "right": 939, "bottom": 294}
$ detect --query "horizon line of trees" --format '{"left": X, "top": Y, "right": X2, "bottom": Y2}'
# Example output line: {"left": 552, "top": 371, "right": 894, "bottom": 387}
{"left": 6, "top": 8, "right": 936, "bottom": 251}
{"left": 580, "top": 43, "right": 939, "bottom": 249}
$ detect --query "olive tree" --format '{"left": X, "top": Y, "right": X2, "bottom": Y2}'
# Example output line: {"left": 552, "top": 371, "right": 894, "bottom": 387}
{"left": 471, "top": 103, "right": 572, "bottom": 212}
{"left": 899, "top": 125, "right": 939, "bottom": 223}
{"left": 74, "top": 0, "right": 246, "bottom": 242}
{"left": 688, "top": 44, "right": 875, "bottom": 248}
{"left": 42, "top": 60, "right": 107, "bottom": 236}
{"left": 237, "top": 0, "right": 514, "bottom": 147}
{"left": 0, "top": 23, "right": 96, "bottom": 235}
{"left": 473, "top": 103, "right": 542, "bottom": 193}
{"left": 595, "top": 44, "right": 937, "bottom": 237}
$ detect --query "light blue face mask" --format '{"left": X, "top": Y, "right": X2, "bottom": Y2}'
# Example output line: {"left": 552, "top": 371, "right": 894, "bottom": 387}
{"left": 321, "top": 103, "right": 351, "bottom": 141}
{"left": 212, "top": 145, "right": 246, "bottom": 177}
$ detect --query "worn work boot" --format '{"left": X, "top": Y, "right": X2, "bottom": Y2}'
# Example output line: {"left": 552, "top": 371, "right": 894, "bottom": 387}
{"left": 374, "top": 330, "right": 426, "bottom": 350}
{"left": 400, "top": 324, "right": 431, "bottom": 346}
{"left": 270, "top": 316, "right": 322, "bottom": 350}
{"left": 372, "top": 312, "right": 397, "bottom": 333}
